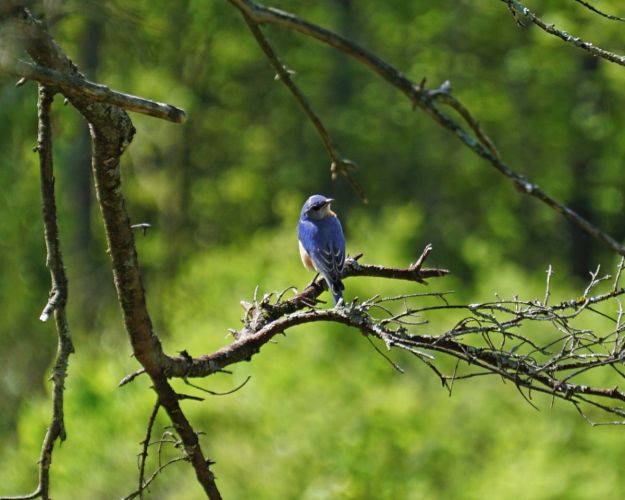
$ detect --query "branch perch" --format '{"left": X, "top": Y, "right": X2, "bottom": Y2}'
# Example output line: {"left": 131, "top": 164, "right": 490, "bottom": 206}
{"left": 171, "top": 261, "right": 625, "bottom": 423}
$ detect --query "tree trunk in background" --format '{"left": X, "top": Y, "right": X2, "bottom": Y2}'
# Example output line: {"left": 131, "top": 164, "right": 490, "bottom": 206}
{"left": 69, "top": 15, "right": 104, "bottom": 326}
{"left": 568, "top": 55, "right": 600, "bottom": 279}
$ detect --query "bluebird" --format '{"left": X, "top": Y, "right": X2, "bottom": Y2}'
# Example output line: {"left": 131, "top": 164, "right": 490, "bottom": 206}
{"left": 298, "top": 194, "right": 346, "bottom": 305}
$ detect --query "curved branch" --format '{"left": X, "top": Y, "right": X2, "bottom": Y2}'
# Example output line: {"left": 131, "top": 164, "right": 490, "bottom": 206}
{"left": 226, "top": 0, "right": 625, "bottom": 258}
{"left": 177, "top": 282, "right": 625, "bottom": 422}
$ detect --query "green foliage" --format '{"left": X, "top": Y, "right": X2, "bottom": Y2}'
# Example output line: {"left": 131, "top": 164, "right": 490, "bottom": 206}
{"left": 2, "top": 0, "right": 625, "bottom": 498}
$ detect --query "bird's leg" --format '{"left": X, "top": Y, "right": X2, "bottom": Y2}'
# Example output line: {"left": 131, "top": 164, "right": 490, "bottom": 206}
{"left": 307, "top": 272, "right": 321, "bottom": 288}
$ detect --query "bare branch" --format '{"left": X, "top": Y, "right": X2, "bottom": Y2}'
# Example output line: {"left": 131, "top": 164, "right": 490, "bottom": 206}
{"left": 225, "top": 0, "right": 625, "bottom": 259}
{"left": 34, "top": 84, "right": 76, "bottom": 500}
{"left": 503, "top": 0, "right": 625, "bottom": 66}
{"left": 571, "top": 0, "right": 625, "bottom": 22}
{"left": 1, "top": 84, "right": 76, "bottom": 500}
{"left": 153, "top": 257, "right": 625, "bottom": 423}
{"left": 231, "top": 4, "right": 366, "bottom": 199}
{"left": 9, "top": 59, "right": 186, "bottom": 123}
{"left": 0, "top": 7, "right": 221, "bottom": 499}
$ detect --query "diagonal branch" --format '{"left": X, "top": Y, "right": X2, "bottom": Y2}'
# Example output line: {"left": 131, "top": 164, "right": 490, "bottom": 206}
{"left": 571, "top": 0, "right": 625, "bottom": 22}
{"left": 225, "top": 0, "right": 625, "bottom": 258}
{"left": 233, "top": 6, "right": 366, "bottom": 199}
{"left": 502, "top": 0, "right": 625, "bottom": 66}
{"left": 9, "top": 59, "right": 187, "bottom": 123}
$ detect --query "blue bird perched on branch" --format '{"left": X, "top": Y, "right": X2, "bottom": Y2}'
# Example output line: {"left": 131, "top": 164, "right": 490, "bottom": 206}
{"left": 298, "top": 194, "right": 346, "bottom": 305}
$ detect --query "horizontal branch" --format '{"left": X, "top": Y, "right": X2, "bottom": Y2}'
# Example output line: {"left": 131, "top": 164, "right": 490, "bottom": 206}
{"left": 124, "top": 258, "right": 625, "bottom": 424}
{"left": 10, "top": 59, "right": 186, "bottom": 123}
{"left": 117, "top": 247, "right": 448, "bottom": 386}
{"left": 169, "top": 293, "right": 625, "bottom": 417}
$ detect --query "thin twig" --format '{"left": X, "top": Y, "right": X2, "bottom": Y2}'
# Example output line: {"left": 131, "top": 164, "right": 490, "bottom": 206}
{"left": 502, "top": 0, "right": 625, "bottom": 66}
{"left": 570, "top": 0, "right": 625, "bottom": 22}
{"left": 234, "top": 9, "right": 366, "bottom": 199}
{"left": 136, "top": 400, "right": 161, "bottom": 500}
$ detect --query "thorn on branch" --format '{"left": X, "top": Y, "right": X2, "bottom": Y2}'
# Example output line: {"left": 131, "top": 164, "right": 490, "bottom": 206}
{"left": 274, "top": 67, "right": 296, "bottom": 80}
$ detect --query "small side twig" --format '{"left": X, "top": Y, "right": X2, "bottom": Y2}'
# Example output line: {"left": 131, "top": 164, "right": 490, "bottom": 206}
{"left": 136, "top": 400, "right": 161, "bottom": 500}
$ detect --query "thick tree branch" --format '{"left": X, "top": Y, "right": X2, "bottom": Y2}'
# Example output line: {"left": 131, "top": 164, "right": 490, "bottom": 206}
{"left": 0, "top": 7, "right": 221, "bottom": 499}
{"left": 226, "top": 0, "right": 625, "bottom": 258}
{"left": 10, "top": 59, "right": 187, "bottom": 123}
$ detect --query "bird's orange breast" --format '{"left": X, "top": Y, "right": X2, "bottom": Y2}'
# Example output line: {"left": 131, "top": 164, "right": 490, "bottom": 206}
{"left": 299, "top": 240, "right": 316, "bottom": 271}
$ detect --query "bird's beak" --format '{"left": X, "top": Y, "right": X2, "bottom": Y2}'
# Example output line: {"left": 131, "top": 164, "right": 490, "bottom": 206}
{"left": 324, "top": 198, "right": 334, "bottom": 205}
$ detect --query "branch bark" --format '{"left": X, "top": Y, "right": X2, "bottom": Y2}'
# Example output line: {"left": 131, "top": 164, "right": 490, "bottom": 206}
{"left": 11, "top": 59, "right": 187, "bottom": 123}
{"left": 504, "top": 0, "right": 625, "bottom": 63}
{"left": 0, "top": 7, "right": 221, "bottom": 499}
{"left": 0, "top": 84, "right": 75, "bottom": 500}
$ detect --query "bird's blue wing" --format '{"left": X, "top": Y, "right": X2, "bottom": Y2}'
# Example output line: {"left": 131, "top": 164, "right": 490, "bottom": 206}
{"left": 308, "top": 216, "right": 345, "bottom": 281}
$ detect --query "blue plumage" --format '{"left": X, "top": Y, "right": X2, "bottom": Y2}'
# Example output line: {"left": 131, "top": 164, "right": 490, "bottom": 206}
{"left": 298, "top": 194, "right": 346, "bottom": 305}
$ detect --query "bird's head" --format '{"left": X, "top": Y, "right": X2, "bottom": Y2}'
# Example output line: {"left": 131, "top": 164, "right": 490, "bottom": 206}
{"left": 301, "top": 194, "right": 335, "bottom": 220}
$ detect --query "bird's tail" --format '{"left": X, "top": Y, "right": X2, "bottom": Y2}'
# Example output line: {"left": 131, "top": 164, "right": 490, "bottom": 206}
{"left": 328, "top": 279, "right": 345, "bottom": 305}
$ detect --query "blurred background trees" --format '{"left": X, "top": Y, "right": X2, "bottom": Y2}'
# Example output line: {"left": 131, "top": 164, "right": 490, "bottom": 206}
{"left": 2, "top": 0, "right": 625, "bottom": 497}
